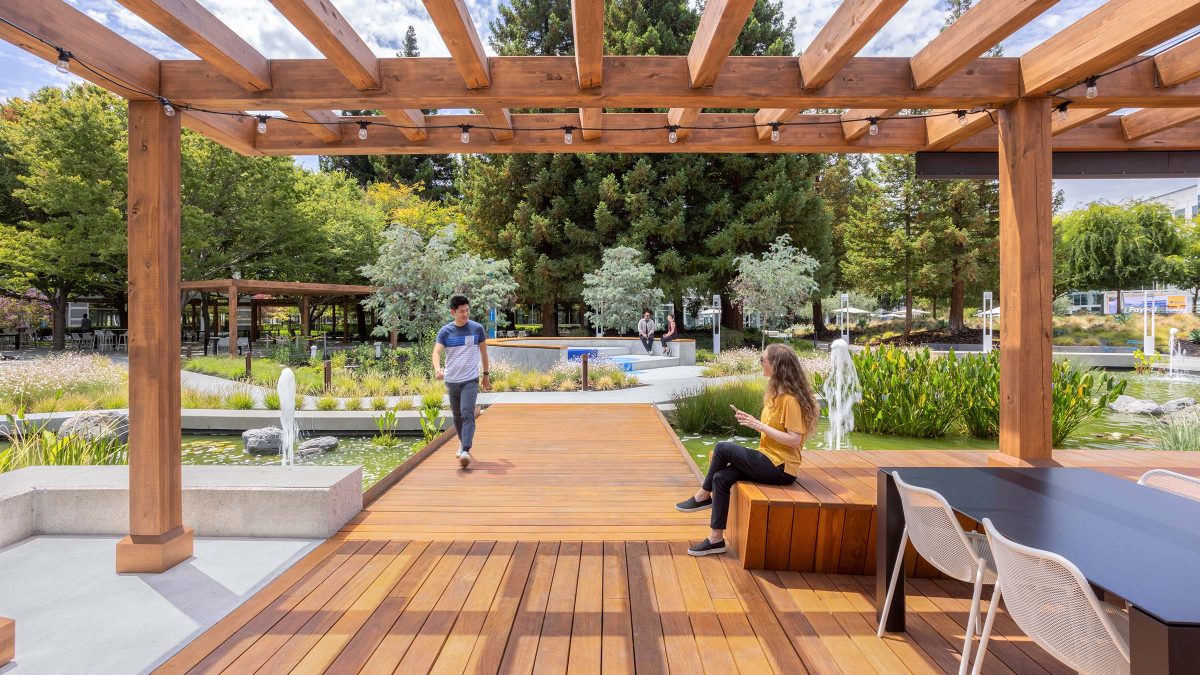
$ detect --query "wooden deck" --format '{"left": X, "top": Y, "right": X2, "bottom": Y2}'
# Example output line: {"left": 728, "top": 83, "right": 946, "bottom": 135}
{"left": 157, "top": 403, "right": 1192, "bottom": 674}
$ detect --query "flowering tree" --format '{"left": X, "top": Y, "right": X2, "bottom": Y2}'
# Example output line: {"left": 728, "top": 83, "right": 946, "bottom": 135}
{"left": 0, "top": 290, "right": 50, "bottom": 331}
{"left": 730, "top": 235, "right": 820, "bottom": 348}
{"left": 361, "top": 226, "right": 516, "bottom": 341}
{"left": 582, "top": 246, "right": 664, "bottom": 335}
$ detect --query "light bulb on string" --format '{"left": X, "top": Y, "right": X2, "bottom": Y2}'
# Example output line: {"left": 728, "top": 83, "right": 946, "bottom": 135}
{"left": 769, "top": 123, "right": 780, "bottom": 142}
{"left": 460, "top": 125, "right": 471, "bottom": 144}
{"left": 1056, "top": 103, "right": 1069, "bottom": 123}
{"left": 256, "top": 115, "right": 268, "bottom": 134}
{"left": 563, "top": 126, "right": 574, "bottom": 145}
{"left": 158, "top": 97, "right": 175, "bottom": 118}
{"left": 55, "top": 48, "right": 71, "bottom": 74}
{"left": 357, "top": 121, "right": 369, "bottom": 140}
{"left": 668, "top": 126, "right": 678, "bottom": 144}
{"left": 868, "top": 117, "right": 879, "bottom": 136}
{"left": 955, "top": 110, "right": 968, "bottom": 127}
{"left": 1085, "top": 76, "right": 1098, "bottom": 99}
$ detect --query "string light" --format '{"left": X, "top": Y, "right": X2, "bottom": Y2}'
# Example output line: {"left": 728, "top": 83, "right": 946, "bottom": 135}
{"left": 459, "top": 125, "right": 471, "bottom": 144}
{"left": 357, "top": 121, "right": 369, "bottom": 140}
{"left": 255, "top": 115, "right": 268, "bottom": 134}
{"left": 868, "top": 117, "right": 879, "bottom": 136}
{"left": 158, "top": 97, "right": 175, "bottom": 117}
{"left": 668, "top": 125, "right": 678, "bottom": 144}
{"left": 769, "top": 122, "right": 781, "bottom": 142}
{"left": 1084, "top": 76, "right": 1099, "bottom": 99}
{"left": 563, "top": 126, "right": 574, "bottom": 145}
{"left": 55, "top": 47, "right": 71, "bottom": 74}
{"left": 1055, "top": 102, "right": 1069, "bottom": 123}
{"left": 955, "top": 110, "right": 968, "bottom": 126}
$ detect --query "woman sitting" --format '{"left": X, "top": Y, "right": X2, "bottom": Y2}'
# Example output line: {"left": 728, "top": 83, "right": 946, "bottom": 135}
{"left": 676, "top": 342, "right": 817, "bottom": 556}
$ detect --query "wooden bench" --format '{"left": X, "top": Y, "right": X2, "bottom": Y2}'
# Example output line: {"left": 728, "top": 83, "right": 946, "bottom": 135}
{"left": 0, "top": 616, "right": 13, "bottom": 666}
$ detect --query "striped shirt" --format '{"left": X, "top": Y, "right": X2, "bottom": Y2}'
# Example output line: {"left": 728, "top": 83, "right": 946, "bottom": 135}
{"left": 437, "top": 320, "right": 487, "bottom": 383}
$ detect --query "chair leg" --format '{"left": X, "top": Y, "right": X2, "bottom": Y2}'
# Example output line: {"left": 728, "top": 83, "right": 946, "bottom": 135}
{"left": 959, "top": 567, "right": 985, "bottom": 675}
{"left": 877, "top": 527, "right": 909, "bottom": 638}
{"left": 970, "top": 582, "right": 1003, "bottom": 675}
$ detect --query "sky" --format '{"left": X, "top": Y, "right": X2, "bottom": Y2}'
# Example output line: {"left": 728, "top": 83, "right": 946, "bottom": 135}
{"left": 1, "top": 0, "right": 1193, "bottom": 208}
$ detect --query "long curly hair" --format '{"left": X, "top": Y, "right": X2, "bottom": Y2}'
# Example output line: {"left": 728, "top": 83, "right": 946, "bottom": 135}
{"left": 763, "top": 343, "right": 819, "bottom": 434}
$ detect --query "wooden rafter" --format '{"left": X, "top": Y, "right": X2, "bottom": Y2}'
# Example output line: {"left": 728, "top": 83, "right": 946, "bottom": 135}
{"left": 1020, "top": 0, "right": 1200, "bottom": 95}
{"left": 799, "top": 0, "right": 907, "bottom": 90}
{"left": 668, "top": 0, "right": 756, "bottom": 140}
{"left": 1055, "top": 57, "right": 1200, "bottom": 107}
{"left": 842, "top": 108, "right": 900, "bottom": 140}
{"left": 572, "top": 0, "right": 604, "bottom": 140}
{"left": 1052, "top": 106, "right": 1114, "bottom": 135}
{"left": 956, "top": 115, "right": 1200, "bottom": 151}
{"left": 269, "top": 0, "right": 379, "bottom": 89}
{"left": 752, "top": 108, "right": 801, "bottom": 140}
{"left": 1120, "top": 107, "right": 1200, "bottom": 140}
{"left": 115, "top": 0, "right": 271, "bottom": 92}
{"left": 1155, "top": 35, "right": 1200, "bottom": 87}
{"left": 422, "top": 0, "right": 513, "bottom": 141}
{"left": 579, "top": 107, "right": 602, "bottom": 141}
{"left": 181, "top": 110, "right": 261, "bottom": 155}
{"left": 380, "top": 108, "right": 429, "bottom": 142}
{"left": 909, "top": 0, "right": 1060, "bottom": 89}
{"left": 281, "top": 109, "right": 344, "bottom": 142}
{"left": 924, "top": 109, "right": 994, "bottom": 151}
{"left": 480, "top": 107, "right": 514, "bottom": 141}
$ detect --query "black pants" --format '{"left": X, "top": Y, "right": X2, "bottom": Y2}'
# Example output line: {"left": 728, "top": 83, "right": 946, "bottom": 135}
{"left": 640, "top": 335, "right": 654, "bottom": 353}
{"left": 703, "top": 441, "right": 794, "bottom": 530}
{"left": 661, "top": 334, "right": 675, "bottom": 354}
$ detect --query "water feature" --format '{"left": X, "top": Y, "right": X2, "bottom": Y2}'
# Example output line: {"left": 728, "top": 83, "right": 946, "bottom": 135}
{"left": 1168, "top": 328, "right": 1185, "bottom": 379}
{"left": 822, "top": 338, "right": 861, "bottom": 451}
{"left": 278, "top": 367, "right": 298, "bottom": 465}
{"left": 181, "top": 434, "right": 420, "bottom": 489}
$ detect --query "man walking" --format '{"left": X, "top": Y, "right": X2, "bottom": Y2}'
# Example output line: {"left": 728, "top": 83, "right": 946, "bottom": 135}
{"left": 433, "top": 295, "right": 490, "bottom": 468}
{"left": 638, "top": 309, "right": 656, "bottom": 354}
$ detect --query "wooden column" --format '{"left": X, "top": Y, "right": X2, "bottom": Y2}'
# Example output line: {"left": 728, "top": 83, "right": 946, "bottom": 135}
{"left": 227, "top": 283, "right": 238, "bottom": 356}
{"left": 993, "top": 97, "right": 1056, "bottom": 466}
{"left": 300, "top": 296, "right": 310, "bottom": 336}
{"left": 116, "top": 99, "right": 193, "bottom": 573}
{"left": 250, "top": 300, "right": 258, "bottom": 342}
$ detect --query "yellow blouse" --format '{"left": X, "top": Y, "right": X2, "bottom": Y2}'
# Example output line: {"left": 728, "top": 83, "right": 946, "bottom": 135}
{"left": 758, "top": 393, "right": 809, "bottom": 475}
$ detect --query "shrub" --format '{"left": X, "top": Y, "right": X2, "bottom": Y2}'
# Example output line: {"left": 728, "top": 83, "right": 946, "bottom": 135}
{"left": 0, "top": 353, "right": 126, "bottom": 410}
{"left": 360, "top": 374, "right": 388, "bottom": 397}
{"left": 371, "top": 396, "right": 389, "bottom": 410}
{"left": 393, "top": 397, "right": 413, "bottom": 411}
{"left": 670, "top": 379, "right": 766, "bottom": 435}
{"left": 264, "top": 391, "right": 281, "bottom": 410}
{"left": 95, "top": 390, "right": 128, "bottom": 410}
{"left": 853, "top": 347, "right": 958, "bottom": 438}
{"left": 225, "top": 389, "right": 256, "bottom": 410}
{"left": 316, "top": 395, "right": 339, "bottom": 411}
{"left": 1133, "top": 350, "right": 1160, "bottom": 375}
{"left": 950, "top": 350, "right": 1000, "bottom": 438}
{"left": 557, "top": 380, "right": 578, "bottom": 392}
{"left": 593, "top": 375, "right": 615, "bottom": 391}
{"left": 181, "top": 388, "right": 222, "bottom": 409}
{"left": 696, "top": 348, "right": 716, "bottom": 363}
{"left": 420, "top": 391, "right": 444, "bottom": 410}
{"left": 1152, "top": 416, "right": 1200, "bottom": 451}
{"left": 384, "top": 376, "right": 408, "bottom": 396}
{"left": 1050, "top": 360, "right": 1125, "bottom": 446}
{"left": 1, "top": 412, "right": 127, "bottom": 473}
{"left": 1191, "top": 328, "right": 1200, "bottom": 343}
{"left": 701, "top": 348, "right": 761, "bottom": 378}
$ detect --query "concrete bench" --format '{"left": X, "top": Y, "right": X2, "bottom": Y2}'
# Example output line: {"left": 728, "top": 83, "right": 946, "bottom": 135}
{"left": 0, "top": 465, "right": 362, "bottom": 550}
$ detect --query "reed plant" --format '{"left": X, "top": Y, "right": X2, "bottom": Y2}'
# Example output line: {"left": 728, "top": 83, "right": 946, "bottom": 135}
{"left": 370, "top": 396, "right": 389, "bottom": 410}
{"left": 670, "top": 379, "right": 766, "bottom": 435}
{"left": 181, "top": 388, "right": 223, "bottom": 409}
{"left": 224, "top": 388, "right": 256, "bottom": 410}
{"left": 1, "top": 411, "right": 128, "bottom": 473}
{"left": 316, "top": 395, "right": 339, "bottom": 411}
{"left": 1152, "top": 416, "right": 1200, "bottom": 451}
{"left": 264, "top": 391, "right": 281, "bottom": 410}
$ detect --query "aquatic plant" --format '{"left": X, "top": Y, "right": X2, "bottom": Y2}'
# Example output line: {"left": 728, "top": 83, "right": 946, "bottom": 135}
{"left": 670, "top": 379, "right": 766, "bottom": 435}
{"left": 852, "top": 347, "right": 959, "bottom": 438}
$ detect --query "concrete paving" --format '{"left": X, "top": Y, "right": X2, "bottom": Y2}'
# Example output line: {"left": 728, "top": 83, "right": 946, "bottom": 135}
{"left": 0, "top": 535, "right": 320, "bottom": 674}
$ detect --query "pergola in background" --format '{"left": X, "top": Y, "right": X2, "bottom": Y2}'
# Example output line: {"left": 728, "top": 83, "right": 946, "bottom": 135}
{"left": 4, "top": 0, "right": 1200, "bottom": 572}
{"left": 179, "top": 279, "right": 375, "bottom": 355}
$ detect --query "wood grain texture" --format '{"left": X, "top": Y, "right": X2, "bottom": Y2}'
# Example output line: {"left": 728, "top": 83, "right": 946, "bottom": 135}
{"left": 179, "top": 110, "right": 261, "bottom": 155}
{"left": 923, "top": 108, "right": 995, "bottom": 150}
{"left": 379, "top": 107, "right": 429, "bottom": 141}
{"left": 281, "top": 109, "right": 343, "bottom": 142}
{"left": 1155, "top": 35, "right": 1200, "bottom": 87}
{"left": 423, "top": 0, "right": 492, "bottom": 88}
{"left": 1051, "top": 106, "right": 1114, "bottom": 135}
{"left": 269, "top": 0, "right": 380, "bottom": 90}
{"left": 571, "top": 0, "right": 605, "bottom": 89}
{"left": 579, "top": 107, "right": 603, "bottom": 140}
{"left": 841, "top": 107, "right": 901, "bottom": 140}
{"left": 687, "top": 0, "right": 757, "bottom": 88}
{"left": 799, "top": 0, "right": 908, "bottom": 89}
{"left": 1120, "top": 106, "right": 1200, "bottom": 140}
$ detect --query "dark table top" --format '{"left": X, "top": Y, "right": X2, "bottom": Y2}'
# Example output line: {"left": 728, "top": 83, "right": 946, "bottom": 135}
{"left": 882, "top": 467, "right": 1200, "bottom": 626}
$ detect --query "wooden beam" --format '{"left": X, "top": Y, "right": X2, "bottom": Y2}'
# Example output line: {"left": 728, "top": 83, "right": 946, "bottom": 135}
{"left": 160, "top": 56, "right": 1021, "bottom": 111}
{"left": 1056, "top": 57, "right": 1200, "bottom": 107}
{"left": 1155, "top": 35, "right": 1200, "bottom": 87}
{"left": 799, "top": 0, "right": 908, "bottom": 90}
{"left": 667, "top": 107, "right": 702, "bottom": 140}
{"left": 572, "top": 0, "right": 604, "bottom": 88}
{"left": 1020, "top": 0, "right": 1200, "bottom": 95}
{"left": 995, "top": 97, "right": 1054, "bottom": 465}
{"left": 422, "top": 0, "right": 492, "bottom": 88}
{"left": 115, "top": 0, "right": 271, "bottom": 92}
{"left": 1120, "top": 107, "right": 1200, "bottom": 140}
{"left": 842, "top": 108, "right": 900, "bottom": 140}
{"left": 1052, "top": 106, "right": 1114, "bottom": 135}
{"left": 668, "top": 0, "right": 756, "bottom": 139}
{"left": 116, "top": 99, "right": 193, "bottom": 573}
{"left": 480, "top": 107, "right": 514, "bottom": 141}
{"left": 753, "top": 108, "right": 800, "bottom": 140}
{"left": 181, "top": 109, "right": 261, "bottom": 155}
{"left": 957, "top": 115, "right": 1200, "bottom": 151}
{"left": 379, "top": 108, "right": 429, "bottom": 141}
{"left": 924, "top": 109, "right": 995, "bottom": 151}
{"left": 227, "top": 283, "right": 238, "bottom": 357}
{"left": 0, "top": 0, "right": 159, "bottom": 99}
{"left": 268, "top": 0, "right": 380, "bottom": 90}
{"left": 580, "top": 108, "right": 603, "bottom": 140}
{"left": 910, "top": 0, "right": 1060, "bottom": 89}
{"left": 282, "top": 109, "right": 344, "bottom": 142}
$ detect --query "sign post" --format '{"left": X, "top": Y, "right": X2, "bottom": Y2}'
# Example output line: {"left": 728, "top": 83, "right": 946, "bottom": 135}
{"left": 839, "top": 293, "right": 850, "bottom": 343}
{"left": 712, "top": 294, "right": 722, "bottom": 355}
{"left": 982, "top": 291, "right": 994, "bottom": 353}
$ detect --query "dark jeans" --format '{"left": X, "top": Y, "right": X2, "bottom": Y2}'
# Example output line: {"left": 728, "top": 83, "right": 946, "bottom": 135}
{"left": 640, "top": 335, "right": 654, "bottom": 353}
{"left": 703, "top": 441, "right": 794, "bottom": 530}
{"left": 446, "top": 379, "right": 479, "bottom": 449}
{"left": 661, "top": 333, "right": 676, "bottom": 354}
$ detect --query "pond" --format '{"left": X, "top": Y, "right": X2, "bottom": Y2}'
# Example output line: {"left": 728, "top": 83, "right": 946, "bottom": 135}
{"left": 181, "top": 434, "right": 422, "bottom": 490}
{"left": 680, "top": 372, "right": 1200, "bottom": 474}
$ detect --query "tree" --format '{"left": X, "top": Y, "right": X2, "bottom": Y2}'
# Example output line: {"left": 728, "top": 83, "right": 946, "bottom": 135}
{"left": 730, "top": 235, "right": 820, "bottom": 348}
{"left": 1166, "top": 218, "right": 1200, "bottom": 312}
{"left": 919, "top": 178, "right": 999, "bottom": 331}
{"left": 813, "top": 154, "right": 868, "bottom": 334}
{"left": 581, "top": 246, "right": 664, "bottom": 334}
{"left": 1056, "top": 202, "right": 1182, "bottom": 313}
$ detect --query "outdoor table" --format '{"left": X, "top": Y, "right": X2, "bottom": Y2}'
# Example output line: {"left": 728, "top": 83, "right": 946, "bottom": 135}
{"left": 877, "top": 467, "right": 1200, "bottom": 674}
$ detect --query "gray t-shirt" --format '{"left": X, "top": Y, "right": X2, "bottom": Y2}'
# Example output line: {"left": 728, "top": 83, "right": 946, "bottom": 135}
{"left": 437, "top": 320, "right": 487, "bottom": 383}
{"left": 638, "top": 317, "right": 656, "bottom": 336}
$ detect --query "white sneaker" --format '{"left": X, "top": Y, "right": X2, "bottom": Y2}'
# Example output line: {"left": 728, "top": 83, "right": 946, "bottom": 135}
{"left": 458, "top": 451, "right": 472, "bottom": 468}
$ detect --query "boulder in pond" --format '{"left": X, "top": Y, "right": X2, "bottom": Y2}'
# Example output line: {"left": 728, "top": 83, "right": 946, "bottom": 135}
{"left": 1160, "top": 397, "right": 1196, "bottom": 415}
{"left": 242, "top": 426, "right": 283, "bottom": 454}
{"left": 1108, "top": 395, "right": 1162, "bottom": 416}
{"left": 297, "top": 436, "right": 338, "bottom": 456}
{"left": 59, "top": 410, "right": 129, "bottom": 444}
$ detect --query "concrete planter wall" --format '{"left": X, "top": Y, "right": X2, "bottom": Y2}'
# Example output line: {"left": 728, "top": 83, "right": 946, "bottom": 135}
{"left": 487, "top": 336, "right": 697, "bottom": 371}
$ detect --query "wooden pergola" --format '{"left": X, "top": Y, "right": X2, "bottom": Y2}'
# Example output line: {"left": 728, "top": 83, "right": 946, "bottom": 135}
{"left": 179, "top": 279, "right": 375, "bottom": 355}
{"left": 4, "top": 0, "right": 1200, "bottom": 573}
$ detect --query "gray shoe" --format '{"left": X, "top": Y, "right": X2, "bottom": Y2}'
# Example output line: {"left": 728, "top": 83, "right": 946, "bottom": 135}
{"left": 458, "top": 451, "right": 472, "bottom": 468}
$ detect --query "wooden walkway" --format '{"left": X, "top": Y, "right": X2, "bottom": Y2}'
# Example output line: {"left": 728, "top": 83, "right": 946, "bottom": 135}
{"left": 158, "top": 403, "right": 1161, "bottom": 674}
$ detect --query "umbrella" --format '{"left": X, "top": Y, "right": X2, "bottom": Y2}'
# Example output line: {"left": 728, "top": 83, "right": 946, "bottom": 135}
{"left": 976, "top": 307, "right": 1000, "bottom": 317}
{"left": 833, "top": 306, "right": 870, "bottom": 315}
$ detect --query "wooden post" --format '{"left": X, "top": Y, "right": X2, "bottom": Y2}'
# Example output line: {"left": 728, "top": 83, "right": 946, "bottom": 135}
{"left": 582, "top": 352, "right": 590, "bottom": 391}
{"left": 324, "top": 358, "right": 332, "bottom": 393}
{"left": 343, "top": 301, "right": 350, "bottom": 340}
{"left": 227, "top": 283, "right": 238, "bottom": 356}
{"left": 300, "top": 296, "right": 310, "bottom": 336}
{"left": 993, "top": 97, "right": 1055, "bottom": 466}
{"left": 250, "top": 299, "right": 258, "bottom": 342}
{"left": 116, "top": 99, "right": 193, "bottom": 573}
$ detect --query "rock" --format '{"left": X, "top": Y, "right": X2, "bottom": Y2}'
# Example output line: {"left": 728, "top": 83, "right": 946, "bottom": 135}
{"left": 59, "top": 410, "right": 129, "bottom": 444}
{"left": 298, "top": 436, "right": 339, "bottom": 455}
{"left": 1160, "top": 397, "right": 1196, "bottom": 415}
{"left": 1108, "top": 395, "right": 1162, "bottom": 416}
{"left": 242, "top": 427, "right": 283, "bottom": 454}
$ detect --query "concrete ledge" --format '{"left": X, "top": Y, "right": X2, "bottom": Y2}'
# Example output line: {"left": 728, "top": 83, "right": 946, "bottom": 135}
{"left": 0, "top": 465, "right": 362, "bottom": 549}
{"left": 0, "top": 408, "right": 452, "bottom": 435}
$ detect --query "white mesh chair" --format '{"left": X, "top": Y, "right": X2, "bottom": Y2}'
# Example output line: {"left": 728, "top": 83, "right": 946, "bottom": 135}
{"left": 971, "top": 518, "right": 1129, "bottom": 675}
{"left": 1138, "top": 469, "right": 1200, "bottom": 502}
{"left": 877, "top": 471, "right": 997, "bottom": 675}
